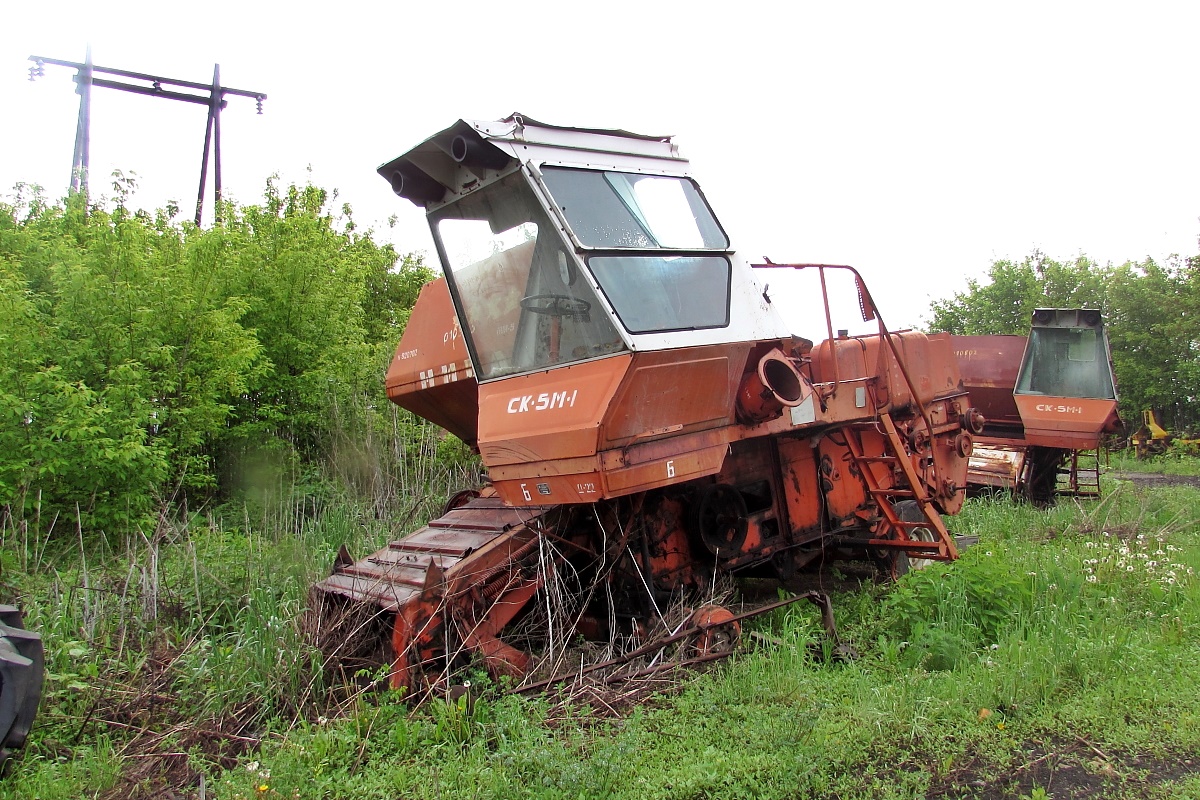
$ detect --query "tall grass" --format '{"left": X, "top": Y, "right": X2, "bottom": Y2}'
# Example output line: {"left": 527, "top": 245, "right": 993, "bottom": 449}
{"left": 3, "top": 475, "right": 1199, "bottom": 799}
{"left": 204, "top": 481, "right": 1200, "bottom": 800}
{"left": 0, "top": 411, "right": 480, "bottom": 799}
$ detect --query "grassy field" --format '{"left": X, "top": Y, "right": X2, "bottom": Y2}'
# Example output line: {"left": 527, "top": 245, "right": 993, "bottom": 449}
{"left": 3, "top": 473, "right": 1199, "bottom": 799}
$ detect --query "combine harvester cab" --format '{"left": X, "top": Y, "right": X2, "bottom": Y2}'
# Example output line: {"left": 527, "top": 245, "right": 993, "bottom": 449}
{"left": 955, "top": 309, "right": 1122, "bottom": 502}
{"left": 313, "top": 115, "right": 978, "bottom": 694}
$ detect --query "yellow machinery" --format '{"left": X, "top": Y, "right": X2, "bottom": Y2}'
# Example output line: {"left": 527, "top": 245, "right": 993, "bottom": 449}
{"left": 1131, "top": 410, "right": 1171, "bottom": 458}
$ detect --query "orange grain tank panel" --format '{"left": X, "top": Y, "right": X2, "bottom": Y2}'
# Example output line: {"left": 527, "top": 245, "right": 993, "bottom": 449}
{"left": 476, "top": 354, "right": 633, "bottom": 467}
{"left": 951, "top": 335, "right": 1025, "bottom": 432}
{"left": 385, "top": 278, "right": 479, "bottom": 445}
{"left": 600, "top": 345, "right": 750, "bottom": 447}
{"left": 810, "top": 332, "right": 962, "bottom": 410}
{"left": 1013, "top": 395, "right": 1121, "bottom": 449}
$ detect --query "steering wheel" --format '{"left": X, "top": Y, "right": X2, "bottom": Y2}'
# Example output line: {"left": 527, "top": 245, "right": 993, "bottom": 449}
{"left": 520, "top": 294, "right": 591, "bottom": 318}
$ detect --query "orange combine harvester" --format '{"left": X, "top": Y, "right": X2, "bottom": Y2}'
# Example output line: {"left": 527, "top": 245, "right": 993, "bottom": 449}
{"left": 312, "top": 115, "right": 981, "bottom": 692}
{"left": 953, "top": 309, "right": 1122, "bottom": 503}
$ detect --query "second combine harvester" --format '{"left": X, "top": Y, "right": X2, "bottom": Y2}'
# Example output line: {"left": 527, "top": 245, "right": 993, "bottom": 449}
{"left": 313, "top": 115, "right": 981, "bottom": 692}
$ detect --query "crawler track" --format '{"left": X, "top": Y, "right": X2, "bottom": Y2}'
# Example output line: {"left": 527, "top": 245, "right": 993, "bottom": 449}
{"left": 313, "top": 493, "right": 553, "bottom": 690}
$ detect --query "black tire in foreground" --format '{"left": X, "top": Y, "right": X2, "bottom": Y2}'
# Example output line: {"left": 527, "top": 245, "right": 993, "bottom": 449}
{"left": 0, "top": 605, "right": 44, "bottom": 774}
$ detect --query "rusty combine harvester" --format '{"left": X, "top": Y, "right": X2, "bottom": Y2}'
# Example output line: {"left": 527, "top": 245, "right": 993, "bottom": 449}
{"left": 953, "top": 309, "right": 1122, "bottom": 503}
{"left": 312, "top": 115, "right": 981, "bottom": 693}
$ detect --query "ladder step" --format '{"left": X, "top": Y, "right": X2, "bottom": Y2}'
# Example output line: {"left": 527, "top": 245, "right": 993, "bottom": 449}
{"left": 871, "top": 488, "right": 914, "bottom": 497}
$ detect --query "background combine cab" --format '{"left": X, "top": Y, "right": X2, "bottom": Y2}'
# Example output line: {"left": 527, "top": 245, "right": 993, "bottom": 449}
{"left": 311, "top": 115, "right": 978, "bottom": 696}
{"left": 954, "top": 309, "right": 1122, "bottom": 503}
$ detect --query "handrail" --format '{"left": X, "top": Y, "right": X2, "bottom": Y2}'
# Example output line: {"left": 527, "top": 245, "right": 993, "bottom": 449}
{"left": 751, "top": 260, "right": 939, "bottom": 442}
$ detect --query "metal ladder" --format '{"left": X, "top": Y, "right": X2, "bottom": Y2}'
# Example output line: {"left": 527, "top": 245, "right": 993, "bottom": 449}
{"left": 1062, "top": 449, "right": 1102, "bottom": 497}
{"left": 842, "top": 412, "right": 959, "bottom": 561}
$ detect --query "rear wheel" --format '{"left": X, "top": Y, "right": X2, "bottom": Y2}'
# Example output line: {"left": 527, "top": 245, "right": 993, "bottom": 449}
{"left": 896, "top": 501, "right": 938, "bottom": 571}
{"left": 874, "top": 501, "right": 937, "bottom": 580}
{"left": 0, "top": 606, "right": 43, "bottom": 772}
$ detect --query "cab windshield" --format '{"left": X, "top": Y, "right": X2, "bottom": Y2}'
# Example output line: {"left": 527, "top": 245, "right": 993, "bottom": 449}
{"left": 540, "top": 167, "right": 728, "bottom": 249}
{"left": 540, "top": 167, "right": 732, "bottom": 333}
{"left": 432, "top": 172, "right": 626, "bottom": 380}
{"left": 1015, "top": 327, "right": 1117, "bottom": 399}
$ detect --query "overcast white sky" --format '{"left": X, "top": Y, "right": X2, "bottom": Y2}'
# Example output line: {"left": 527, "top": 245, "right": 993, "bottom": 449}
{"left": 3, "top": 1, "right": 1198, "bottom": 335}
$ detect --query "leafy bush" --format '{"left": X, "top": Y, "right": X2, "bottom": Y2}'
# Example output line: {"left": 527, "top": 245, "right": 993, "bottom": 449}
{"left": 880, "top": 550, "right": 1032, "bottom": 670}
{"left": 0, "top": 179, "right": 435, "bottom": 537}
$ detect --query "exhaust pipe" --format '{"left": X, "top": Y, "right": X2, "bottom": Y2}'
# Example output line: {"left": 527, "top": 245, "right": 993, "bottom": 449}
{"left": 737, "top": 349, "right": 812, "bottom": 424}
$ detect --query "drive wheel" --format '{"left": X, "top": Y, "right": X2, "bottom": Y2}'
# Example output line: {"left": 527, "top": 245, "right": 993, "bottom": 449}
{"left": 689, "top": 604, "right": 741, "bottom": 655}
{"left": 874, "top": 501, "right": 936, "bottom": 580}
{"left": 895, "top": 500, "right": 938, "bottom": 571}
{"left": 693, "top": 484, "right": 748, "bottom": 557}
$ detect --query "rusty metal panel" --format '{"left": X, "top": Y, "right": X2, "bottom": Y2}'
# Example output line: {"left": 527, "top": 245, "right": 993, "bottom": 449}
{"left": 316, "top": 572, "right": 421, "bottom": 612}
{"left": 777, "top": 437, "right": 822, "bottom": 532}
{"left": 385, "top": 278, "right": 478, "bottom": 445}
{"left": 313, "top": 496, "right": 544, "bottom": 610}
{"left": 491, "top": 472, "right": 605, "bottom": 506}
{"left": 601, "top": 345, "right": 749, "bottom": 446}
{"left": 602, "top": 443, "right": 727, "bottom": 495}
{"left": 951, "top": 335, "right": 1025, "bottom": 436}
{"left": 967, "top": 445, "right": 1026, "bottom": 490}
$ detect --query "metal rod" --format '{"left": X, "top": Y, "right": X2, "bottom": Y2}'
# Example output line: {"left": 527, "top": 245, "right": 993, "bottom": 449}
{"left": 28, "top": 55, "right": 265, "bottom": 100}
{"left": 212, "top": 65, "right": 223, "bottom": 221}
{"left": 69, "top": 47, "right": 92, "bottom": 197}
{"left": 515, "top": 593, "right": 813, "bottom": 694}
{"left": 196, "top": 97, "right": 215, "bottom": 225}
{"left": 87, "top": 78, "right": 218, "bottom": 106}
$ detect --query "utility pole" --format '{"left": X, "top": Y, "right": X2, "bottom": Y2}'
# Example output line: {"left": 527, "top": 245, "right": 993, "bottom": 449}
{"left": 28, "top": 51, "right": 266, "bottom": 224}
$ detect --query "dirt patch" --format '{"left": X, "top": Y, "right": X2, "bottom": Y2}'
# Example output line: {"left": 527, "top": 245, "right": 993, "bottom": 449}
{"left": 1109, "top": 471, "right": 1200, "bottom": 489}
{"left": 926, "top": 737, "right": 1200, "bottom": 799}
{"left": 70, "top": 640, "right": 262, "bottom": 800}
